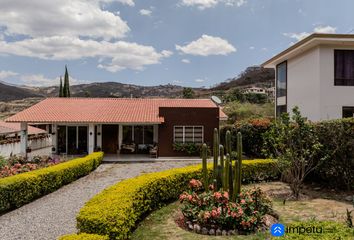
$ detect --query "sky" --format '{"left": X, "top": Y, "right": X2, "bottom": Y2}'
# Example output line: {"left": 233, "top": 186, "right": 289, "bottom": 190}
{"left": 0, "top": 0, "right": 353, "bottom": 88}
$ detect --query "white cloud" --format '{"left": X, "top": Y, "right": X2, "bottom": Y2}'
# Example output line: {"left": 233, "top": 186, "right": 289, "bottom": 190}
{"left": 249, "top": 46, "right": 255, "bottom": 50}
{"left": 19, "top": 74, "right": 88, "bottom": 87}
{"left": 176, "top": 34, "right": 236, "bottom": 56}
{"left": 0, "top": 0, "right": 130, "bottom": 40}
{"left": 0, "top": 36, "right": 173, "bottom": 72}
{"left": 113, "top": 0, "right": 135, "bottom": 6}
{"left": 0, "top": 70, "right": 18, "bottom": 80}
{"left": 181, "top": 58, "right": 191, "bottom": 63}
{"left": 195, "top": 78, "right": 205, "bottom": 83}
{"left": 180, "top": 0, "right": 246, "bottom": 10}
{"left": 140, "top": 9, "right": 152, "bottom": 16}
{"left": 283, "top": 25, "right": 337, "bottom": 41}
{"left": 173, "top": 80, "right": 182, "bottom": 84}
{"left": 314, "top": 25, "right": 336, "bottom": 34}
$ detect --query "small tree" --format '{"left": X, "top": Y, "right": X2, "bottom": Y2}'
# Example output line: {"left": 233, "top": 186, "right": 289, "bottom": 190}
{"left": 263, "top": 107, "right": 322, "bottom": 199}
{"left": 182, "top": 87, "right": 194, "bottom": 99}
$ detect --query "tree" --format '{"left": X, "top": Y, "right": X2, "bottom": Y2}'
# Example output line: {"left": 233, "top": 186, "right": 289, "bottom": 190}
{"left": 63, "top": 65, "right": 71, "bottom": 97}
{"left": 182, "top": 87, "right": 195, "bottom": 99}
{"left": 263, "top": 107, "right": 323, "bottom": 199}
{"left": 59, "top": 76, "right": 64, "bottom": 97}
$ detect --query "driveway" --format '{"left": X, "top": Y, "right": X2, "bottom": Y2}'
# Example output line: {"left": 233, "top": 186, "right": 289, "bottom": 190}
{"left": 0, "top": 160, "right": 201, "bottom": 240}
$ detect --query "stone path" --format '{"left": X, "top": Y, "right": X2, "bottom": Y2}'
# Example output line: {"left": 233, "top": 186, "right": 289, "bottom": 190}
{"left": 0, "top": 160, "right": 200, "bottom": 240}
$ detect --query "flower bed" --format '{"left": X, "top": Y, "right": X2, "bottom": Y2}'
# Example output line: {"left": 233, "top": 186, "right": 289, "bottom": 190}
{"left": 0, "top": 152, "right": 104, "bottom": 214}
{"left": 59, "top": 233, "right": 109, "bottom": 240}
{"left": 70, "top": 159, "right": 278, "bottom": 240}
{"left": 178, "top": 180, "right": 275, "bottom": 235}
{"left": 0, "top": 155, "right": 63, "bottom": 178}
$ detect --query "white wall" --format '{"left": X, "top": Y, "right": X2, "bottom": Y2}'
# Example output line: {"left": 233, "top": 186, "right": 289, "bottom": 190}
{"left": 319, "top": 45, "right": 354, "bottom": 120}
{"left": 287, "top": 47, "right": 322, "bottom": 121}
{"left": 0, "top": 136, "right": 52, "bottom": 158}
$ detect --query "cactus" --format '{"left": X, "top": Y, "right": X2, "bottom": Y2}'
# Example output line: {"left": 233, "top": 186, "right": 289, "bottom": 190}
{"left": 225, "top": 130, "right": 232, "bottom": 155}
{"left": 213, "top": 128, "right": 219, "bottom": 176}
{"left": 235, "top": 132, "right": 242, "bottom": 195}
{"left": 223, "top": 153, "right": 230, "bottom": 191}
{"left": 203, "top": 129, "right": 243, "bottom": 201}
{"left": 201, "top": 143, "right": 208, "bottom": 190}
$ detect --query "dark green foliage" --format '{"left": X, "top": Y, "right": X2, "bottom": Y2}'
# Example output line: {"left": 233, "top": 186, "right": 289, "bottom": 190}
{"left": 63, "top": 65, "right": 71, "bottom": 98}
{"left": 220, "top": 118, "right": 271, "bottom": 158}
{"left": 182, "top": 87, "right": 194, "bottom": 99}
{"left": 172, "top": 142, "right": 202, "bottom": 156}
{"left": 59, "top": 76, "right": 64, "bottom": 97}
{"left": 313, "top": 118, "right": 354, "bottom": 190}
{"left": 263, "top": 107, "right": 322, "bottom": 199}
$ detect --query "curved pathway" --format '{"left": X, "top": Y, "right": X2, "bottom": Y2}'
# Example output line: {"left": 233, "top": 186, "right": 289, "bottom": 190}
{"left": 0, "top": 160, "right": 200, "bottom": 240}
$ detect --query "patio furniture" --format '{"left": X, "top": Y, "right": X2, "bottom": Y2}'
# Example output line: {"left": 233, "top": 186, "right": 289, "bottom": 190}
{"left": 149, "top": 145, "right": 158, "bottom": 158}
{"left": 120, "top": 143, "right": 136, "bottom": 154}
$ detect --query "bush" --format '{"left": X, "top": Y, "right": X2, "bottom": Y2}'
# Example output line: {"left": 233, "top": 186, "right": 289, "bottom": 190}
{"left": 180, "top": 183, "right": 273, "bottom": 233}
{"left": 76, "top": 159, "right": 279, "bottom": 240}
{"left": 313, "top": 118, "right": 354, "bottom": 190}
{"left": 59, "top": 233, "right": 108, "bottom": 240}
{"left": 0, "top": 152, "right": 103, "bottom": 214}
{"left": 221, "top": 118, "right": 271, "bottom": 158}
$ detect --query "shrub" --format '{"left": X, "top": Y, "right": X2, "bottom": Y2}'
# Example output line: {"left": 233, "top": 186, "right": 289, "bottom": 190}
{"left": 76, "top": 159, "right": 279, "bottom": 240}
{"left": 220, "top": 118, "right": 271, "bottom": 158}
{"left": 263, "top": 107, "right": 322, "bottom": 199}
{"left": 179, "top": 183, "right": 273, "bottom": 233}
{"left": 313, "top": 118, "right": 354, "bottom": 190}
{"left": 59, "top": 233, "right": 109, "bottom": 240}
{"left": 0, "top": 152, "right": 103, "bottom": 214}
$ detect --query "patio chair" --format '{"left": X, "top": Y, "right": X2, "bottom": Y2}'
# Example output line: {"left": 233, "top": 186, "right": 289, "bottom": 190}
{"left": 149, "top": 145, "right": 158, "bottom": 158}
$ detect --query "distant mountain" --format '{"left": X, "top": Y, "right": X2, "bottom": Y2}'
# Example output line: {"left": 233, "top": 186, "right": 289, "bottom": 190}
{"left": 0, "top": 81, "right": 191, "bottom": 101}
{"left": 0, "top": 82, "right": 42, "bottom": 101}
{"left": 0, "top": 66, "right": 275, "bottom": 102}
{"left": 211, "top": 66, "right": 275, "bottom": 90}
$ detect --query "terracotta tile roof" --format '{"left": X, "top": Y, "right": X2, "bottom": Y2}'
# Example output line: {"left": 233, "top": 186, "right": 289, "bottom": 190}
{"left": 0, "top": 121, "right": 46, "bottom": 135}
{"left": 5, "top": 98, "right": 227, "bottom": 124}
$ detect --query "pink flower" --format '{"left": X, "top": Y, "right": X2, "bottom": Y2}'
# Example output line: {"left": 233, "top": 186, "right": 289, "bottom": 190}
{"left": 189, "top": 179, "right": 202, "bottom": 189}
{"left": 213, "top": 192, "right": 222, "bottom": 200}
{"left": 223, "top": 192, "right": 229, "bottom": 199}
{"left": 240, "top": 199, "right": 246, "bottom": 204}
{"left": 204, "top": 211, "right": 211, "bottom": 220}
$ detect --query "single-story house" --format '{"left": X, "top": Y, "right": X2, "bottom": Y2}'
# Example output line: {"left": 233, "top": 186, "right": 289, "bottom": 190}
{"left": 262, "top": 33, "right": 354, "bottom": 121}
{"left": 5, "top": 98, "right": 227, "bottom": 157}
{"left": 0, "top": 121, "right": 51, "bottom": 157}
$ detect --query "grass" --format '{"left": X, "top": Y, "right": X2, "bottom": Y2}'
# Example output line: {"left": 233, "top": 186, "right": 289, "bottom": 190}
{"left": 131, "top": 182, "right": 354, "bottom": 240}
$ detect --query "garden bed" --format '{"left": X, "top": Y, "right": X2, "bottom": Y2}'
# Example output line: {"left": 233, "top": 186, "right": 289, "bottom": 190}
{"left": 131, "top": 181, "right": 354, "bottom": 240}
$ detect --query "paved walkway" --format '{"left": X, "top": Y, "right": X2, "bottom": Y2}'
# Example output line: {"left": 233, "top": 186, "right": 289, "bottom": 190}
{"left": 0, "top": 160, "right": 201, "bottom": 240}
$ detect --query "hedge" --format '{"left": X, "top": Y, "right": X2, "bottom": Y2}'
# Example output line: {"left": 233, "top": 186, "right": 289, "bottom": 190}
{"left": 59, "top": 233, "right": 109, "bottom": 240}
{"left": 75, "top": 159, "right": 278, "bottom": 240}
{"left": 0, "top": 152, "right": 104, "bottom": 214}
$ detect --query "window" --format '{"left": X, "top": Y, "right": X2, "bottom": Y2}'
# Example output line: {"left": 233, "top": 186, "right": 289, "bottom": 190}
{"left": 342, "top": 107, "right": 354, "bottom": 118}
{"left": 276, "top": 61, "right": 287, "bottom": 97}
{"left": 276, "top": 105, "right": 287, "bottom": 116}
{"left": 174, "top": 126, "right": 203, "bottom": 144}
{"left": 335, "top": 50, "right": 354, "bottom": 86}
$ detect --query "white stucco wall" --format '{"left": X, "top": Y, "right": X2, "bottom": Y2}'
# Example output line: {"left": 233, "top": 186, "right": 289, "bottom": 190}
{"left": 319, "top": 45, "right": 354, "bottom": 120}
{"left": 286, "top": 47, "right": 322, "bottom": 121}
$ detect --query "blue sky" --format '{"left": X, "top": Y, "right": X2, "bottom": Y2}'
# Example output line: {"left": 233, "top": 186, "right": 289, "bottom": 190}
{"left": 0, "top": 0, "right": 353, "bottom": 88}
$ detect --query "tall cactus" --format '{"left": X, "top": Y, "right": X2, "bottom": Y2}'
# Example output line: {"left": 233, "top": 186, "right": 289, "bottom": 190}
{"left": 223, "top": 153, "right": 230, "bottom": 191}
{"left": 225, "top": 130, "right": 232, "bottom": 156}
{"left": 213, "top": 128, "right": 219, "bottom": 176}
{"left": 235, "top": 132, "right": 242, "bottom": 195}
{"left": 219, "top": 145, "right": 224, "bottom": 188}
{"left": 201, "top": 143, "right": 208, "bottom": 191}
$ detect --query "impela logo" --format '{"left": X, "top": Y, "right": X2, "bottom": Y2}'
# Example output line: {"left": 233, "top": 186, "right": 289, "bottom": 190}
{"left": 271, "top": 223, "right": 285, "bottom": 237}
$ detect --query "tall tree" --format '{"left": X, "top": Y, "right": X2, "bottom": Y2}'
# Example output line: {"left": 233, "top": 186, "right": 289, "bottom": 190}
{"left": 63, "top": 65, "right": 71, "bottom": 97}
{"left": 59, "top": 76, "right": 64, "bottom": 97}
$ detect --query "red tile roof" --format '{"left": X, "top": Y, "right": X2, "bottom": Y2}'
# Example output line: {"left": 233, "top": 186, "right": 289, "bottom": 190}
{"left": 0, "top": 121, "right": 46, "bottom": 135}
{"left": 5, "top": 98, "right": 227, "bottom": 124}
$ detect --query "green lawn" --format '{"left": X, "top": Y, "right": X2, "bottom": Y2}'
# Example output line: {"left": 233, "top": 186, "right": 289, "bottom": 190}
{"left": 131, "top": 182, "right": 354, "bottom": 240}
